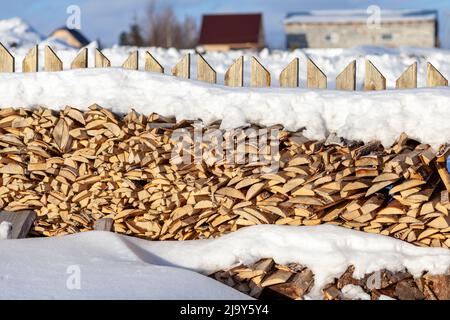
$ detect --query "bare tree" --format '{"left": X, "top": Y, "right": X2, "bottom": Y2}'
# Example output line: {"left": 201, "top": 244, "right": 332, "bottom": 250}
{"left": 120, "top": 1, "right": 198, "bottom": 49}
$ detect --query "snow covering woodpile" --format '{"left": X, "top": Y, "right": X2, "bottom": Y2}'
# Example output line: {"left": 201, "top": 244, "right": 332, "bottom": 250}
{"left": 0, "top": 225, "right": 448, "bottom": 299}
{"left": 3, "top": 69, "right": 450, "bottom": 148}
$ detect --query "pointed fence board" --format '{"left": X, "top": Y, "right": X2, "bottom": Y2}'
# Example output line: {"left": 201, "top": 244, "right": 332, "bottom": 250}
{"left": 172, "top": 54, "right": 190, "bottom": 79}
{"left": 427, "top": 62, "right": 448, "bottom": 87}
{"left": 307, "top": 58, "right": 327, "bottom": 89}
{"left": 364, "top": 60, "right": 386, "bottom": 90}
{"left": 336, "top": 60, "right": 356, "bottom": 90}
{"left": 22, "top": 45, "right": 38, "bottom": 72}
{"left": 197, "top": 54, "right": 216, "bottom": 84}
{"left": 122, "top": 51, "right": 138, "bottom": 70}
{"left": 279, "top": 58, "right": 299, "bottom": 87}
{"left": 396, "top": 62, "right": 417, "bottom": 89}
{"left": 0, "top": 210, "right": 37, "bottom": 239}
{"left": 95, "top": 49, "right": 111, "bottom": 68}
{"left": 224, "top": 56, "right": 244, "bottom": 87}
{"left": 71, "top": 48, "right": 88, "bottom": 69}
{"left": 145, "top": 51, "right": 164, "bottom": 73}
{"left": 0, "top": 43, "right": 14, "bottom": 72}
{"left": 44, "top": 46, "right": 63, "bottom": 72}
{"left": 251, "top": 57, "right": 271, "bottom": 87}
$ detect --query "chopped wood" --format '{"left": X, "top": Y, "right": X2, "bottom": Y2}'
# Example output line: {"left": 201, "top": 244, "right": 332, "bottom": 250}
{"left": 0, "top": 107, "right": 448, "bottom": 246}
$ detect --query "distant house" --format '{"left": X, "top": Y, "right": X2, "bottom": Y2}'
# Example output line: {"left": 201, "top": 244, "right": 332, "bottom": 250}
{"left": 284, "top": 9, "right": 438, "bottom": 49}
{"left": 198, "top": 13, "right": 265, "bottom": 51}
{"left": 49, "top": 27, "right": 90, "bottom": 48}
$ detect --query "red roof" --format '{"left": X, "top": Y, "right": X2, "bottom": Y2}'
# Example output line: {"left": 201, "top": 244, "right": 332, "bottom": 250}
{"left": 198, "top": 13, "right": 263, "bottom": 45}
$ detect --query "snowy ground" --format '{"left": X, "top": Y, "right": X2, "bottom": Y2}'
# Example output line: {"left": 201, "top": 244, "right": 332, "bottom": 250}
{"left": 0, "top": 225, "right": 448, "bottom": 299}
{"left": 2, "top": 68, "right": 450, "bottom": 148}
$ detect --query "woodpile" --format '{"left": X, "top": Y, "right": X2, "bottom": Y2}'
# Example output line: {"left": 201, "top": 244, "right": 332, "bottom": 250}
{"left": 211, "top": 259, "right": 314, "bottom": 299}
{"left": 211, "top": 259, "right": 450, "bottom": 300}
{"left": 0, "top": 105, "right": 450, "bottom": 247}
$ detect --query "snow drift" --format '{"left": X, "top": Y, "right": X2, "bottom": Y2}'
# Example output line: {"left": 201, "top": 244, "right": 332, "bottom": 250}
{"left": 1, "top": 68, "right": 450, "bottom": 147}
{"left": 0, "top": 225, "right": 448, "bottom": 299}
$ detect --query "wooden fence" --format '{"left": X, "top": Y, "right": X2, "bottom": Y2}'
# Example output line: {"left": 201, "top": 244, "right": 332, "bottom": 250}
{"left": 0, "top": 43, "right": 448, "bottom": 89}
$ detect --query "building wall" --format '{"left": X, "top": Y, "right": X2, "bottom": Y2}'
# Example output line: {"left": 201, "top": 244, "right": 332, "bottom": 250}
{"left": 285, "top": 20, "right": 436, "bottom": 49}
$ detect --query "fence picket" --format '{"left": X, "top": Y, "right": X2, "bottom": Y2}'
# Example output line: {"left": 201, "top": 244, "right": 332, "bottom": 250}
{"left": 95, "top": 49, "right": 111, "bottom": 68}
{"left": 307, "top": 58, "right": 327, "bottom": 89}
{"left": 364, "top": 60, "right": 386, "bottom": 90}
{"left": 279, "top": 58, "right": 299, "bottom": 87}
{"left": 22, "top": 45, "right": 38, "bottom": 73}
{"left": 0, "top": 43, "right": 14, "bottom": 72}
{"left": 396, "top": 62, "right": 417, "bottom": 89}
{"left": 251, "top": 57, "right": 270, "bottom": 87}
{"left": 197, "top": 54, "right": 216, "bottom": 84}
{"left": 172, "top": 54, "right": 190, "bottom": 79}
{"left": 71, "top": 48, "right": 88, "bottom": 69}
{"left": 427, "top": 62, "right": 448, "bottom": 87}
{"left": 224, "top": 56, "right": 244, "bottom": 87}
{"left": 122, "top": 51, "right": 138, "bottom": 70}
{"left": 336, "top": 60, "right": 356, "bottom": 90}
{"left": 44, "top": 46, "right": 63, "bottom": 72}
{"left": 145, "top": 52, "right": 164, "bottom": 73}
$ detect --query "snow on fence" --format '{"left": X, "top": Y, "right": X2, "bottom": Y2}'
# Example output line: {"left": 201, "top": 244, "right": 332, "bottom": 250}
{"left": 0, "top": 43, "right": 449, "bottom": 89}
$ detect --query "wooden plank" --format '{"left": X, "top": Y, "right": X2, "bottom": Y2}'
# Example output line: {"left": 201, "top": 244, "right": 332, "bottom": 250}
{"left": 336, "top": 60, "right": 356, "bottom": 90}
{"left": 0, "top": 43, "right": 14, "bottom": 72}
{"left": 427, "top": 62, "right": 448, "bottom": 87}
{"left": 71, "top": 48, "right": 88, "bottom": 69}
{"left": 279, "top": 58, "right": 299, "bottom": 87}
{"left": 197, "top": 53, "right": 216, "bottom": 84}
{"left": 22, "top": 45, "right": 38, "bottom": 72}
{"left": 396, "top": 62, "right": 417, "bottom": 89}
{"left": 94, "top": 218, "right": 114, "bottom": 232}
{"left": 0, "top": 211, "right": 36, "bottom": 239}
{"left": 95, "top": 49, "right": 111, "bottom": 68}
{"left": 250, "top": 56, "right": 270, "bottom": 87}
{"left": 436, "top": 146, "right": 450, "bottom": 193}
{"left": 171, "top": 54, "right": 190, "bottom": 79}
{"left": 436, "top": 163, "right": 450, "bottom": 193}
{"left": 224, "top": 56, "right": 244, "bottom": 87}
{"left": 44, "top": 46, "right": 63, "bottom": 72}
{"left": 364, "top": 60, "right": 386, "bottom": 90}
{"left": 145, "top": 51, "right": 164, "bottom": 73}
{"left": 307, "top": 58, "right": 326, "bottom": 89}
{"left": 122, "top": 51, "right": 138, "bottom": 70}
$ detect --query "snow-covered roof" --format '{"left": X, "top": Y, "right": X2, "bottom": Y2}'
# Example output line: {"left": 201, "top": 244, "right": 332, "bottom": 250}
{"left": 284, "top": 9, "right": 438, "bottom": 24}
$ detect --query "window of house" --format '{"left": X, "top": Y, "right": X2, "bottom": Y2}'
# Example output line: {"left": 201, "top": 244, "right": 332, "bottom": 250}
{"left": 325, "top": 34, "right": 332, "bottom": 41}
{"left": 382, "top": 33, "right": 393, "bottom": 40}
{"left": 287, "top": 34, "right": 308, "bottom": 49}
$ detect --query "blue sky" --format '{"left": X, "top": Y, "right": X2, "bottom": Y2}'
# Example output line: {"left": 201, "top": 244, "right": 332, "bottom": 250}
{"left": 2, "top": 0, "right": 450, "bottom": 48}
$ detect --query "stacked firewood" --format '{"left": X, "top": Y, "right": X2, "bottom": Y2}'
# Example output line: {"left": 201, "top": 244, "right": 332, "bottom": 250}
{"left": 211, "top": 259, "right": 450, "bottom": 300}
{"left": 0, "top": 105, "right": 450, "bottom": 247}
{"left": 211, "top": 259, "right": 314, "bottom": 299}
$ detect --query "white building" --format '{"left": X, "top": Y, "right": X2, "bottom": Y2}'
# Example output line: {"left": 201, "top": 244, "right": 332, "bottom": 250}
{"left": 284, "top": 9, "right": 438, "bottom": 49}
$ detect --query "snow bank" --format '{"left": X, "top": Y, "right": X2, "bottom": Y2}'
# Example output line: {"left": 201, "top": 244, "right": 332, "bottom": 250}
{"left": 1, "top": 68, "right": 450, "bottom": 147}
{"left": 0, "top": 232, "right": 250, "bottom": 300}
{"left": 1, "top": 225, "right": 448, "bottom": 299}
